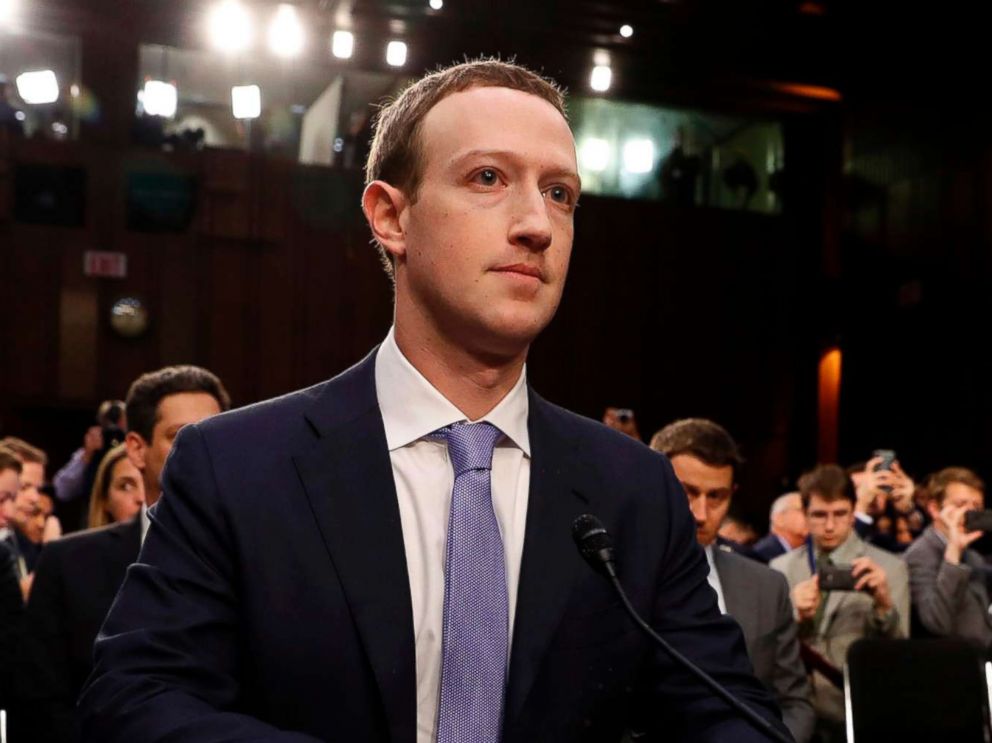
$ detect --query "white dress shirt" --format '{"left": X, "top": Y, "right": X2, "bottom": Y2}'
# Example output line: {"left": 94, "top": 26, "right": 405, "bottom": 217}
{"left": 704, "top": 544, "right": 727, "bottom": 614}
{"left": 374, "top": 327, "right": 531, "bottom": 743}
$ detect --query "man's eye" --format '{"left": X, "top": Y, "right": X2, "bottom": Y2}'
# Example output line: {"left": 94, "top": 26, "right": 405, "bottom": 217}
{"left": 473, "top": 169, "right": 499, "bottom": 186}
{"left": 546, "top": 185, "right": 572, "bottom": 205}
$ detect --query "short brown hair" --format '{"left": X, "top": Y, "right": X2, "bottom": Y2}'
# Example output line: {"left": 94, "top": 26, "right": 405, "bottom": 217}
{"left": 0, "top": 446, "right": 23, "bottom": 475}
{"left": 649, "top": 418, "right": 745, "bottom": 481}
{"left": 365, "top": 58, "right": 567, "bottom": 275}
{"left": 0, "top": 436, "right": 48, "bottom": 467}
{"left": 126, "top": 365, "right": 231, "bottom": 444}
{"left": 798, "top": 464, "right": 856, "bottom": 509}
{"left": 925, "top": 467, "right": 985, "bottom": 507}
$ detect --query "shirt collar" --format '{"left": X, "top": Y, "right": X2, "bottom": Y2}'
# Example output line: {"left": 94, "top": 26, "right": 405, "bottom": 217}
{"left": 374, "top": 326, "right": 531, "bottom": 456}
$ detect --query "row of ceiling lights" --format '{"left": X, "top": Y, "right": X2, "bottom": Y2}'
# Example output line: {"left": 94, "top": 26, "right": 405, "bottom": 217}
{"left": 5, "top": 0, "right": 634, "bottom": 115}
{"left": 207, "top": 1, "right": 631, "bottom": 92}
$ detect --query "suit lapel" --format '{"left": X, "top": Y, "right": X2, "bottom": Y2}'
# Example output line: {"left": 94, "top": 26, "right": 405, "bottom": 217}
{"left": 505, "top": 392, "right": 589, "bottom": 726}
{"left": 292, "top": 351, "right": 416, "bottom": 743}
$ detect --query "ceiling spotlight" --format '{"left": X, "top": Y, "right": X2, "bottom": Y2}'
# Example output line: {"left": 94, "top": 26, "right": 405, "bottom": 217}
{"left": 579, "top": 138, "right": 611, "bottom": 173}
{"left": 429, "top": 0, "right": 443, "bottom": 8}
{"left": 16, "top": 70, "right": 59, "bottom": 105}
{"left": 622, "top": 138, "right": 655, "bottom": 174}
{"left": 268, "top": 4, "right": 305, "bottom": 58}
{"left": 331, "top": 30, "right": 354, "bottom": 59}
{"left": 620, "top": 24, "right": 633, "bottom": 38}
{"left": 386, "top": 40, "right": 407, "bottom": 67}
{"left": 0, "top": 0, "right": 18, "bottom": 26}
{"left": 232, "top": 84, "right": 261, "bottom": 119}
{"left": 142, "top": 80, "right": 177, "bottom": 118}
{"left": 590, "top": 65, "right": 612, "bottom": 93}
{"left": 208, "top": 0, "right": 253, "bottom": 53}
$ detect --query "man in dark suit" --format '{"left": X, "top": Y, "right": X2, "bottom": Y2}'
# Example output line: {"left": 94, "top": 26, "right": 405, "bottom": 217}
{"left": 80, "top": 60, "right": 786, "bottom": 742}
{"left": 651, "top": 419, "right": 814, "bottom": 742}
{"left": 20, "top": 366, "right": 229, "bottom": 742}
{"left": 753, "top": 492, "right": 808, "bottom": 564}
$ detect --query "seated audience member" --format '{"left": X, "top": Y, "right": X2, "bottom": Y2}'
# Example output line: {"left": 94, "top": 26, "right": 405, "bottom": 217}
{"left": 771, "top": 464, "right": 909, "bottom": 743}
{"left": 753, "top": 492, "right": 808, "bottom": 563}
{"left": 903, "top": 467, "right": 992, "bottom": 652}
{"left": 21, "top": 366, "right": 229, "bottom": 743}
{"left": 652, "top": 418, "right": 814, "bottom": 743}
{"left": 0, "top": 438, "right": 58, "bottom": 583}
{"left": 0, "top": 446, "right": 21, "bottom": 544}
{"left": 719, "top": 515, "right": 757, "bottom": 546}
{"left": 85, "top": 445, "right": 144, "bottom": 529}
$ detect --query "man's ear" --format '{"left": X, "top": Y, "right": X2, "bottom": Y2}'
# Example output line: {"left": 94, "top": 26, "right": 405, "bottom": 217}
{"left": 362, "top": 180, "right": 409, "bottom": 261}
{"left": 125, "top": 431, "right": 147, "bottom": 473}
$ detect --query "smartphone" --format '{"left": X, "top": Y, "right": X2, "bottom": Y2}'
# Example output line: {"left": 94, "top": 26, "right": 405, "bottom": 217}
{"left": 819, "top": 563, "right": 857, "bottom": 592}
{"left": 964, "top": 510, "right": 992, "bottom": 533}
{"left": 872, "top": 449, "right": 896, "bottom": 493}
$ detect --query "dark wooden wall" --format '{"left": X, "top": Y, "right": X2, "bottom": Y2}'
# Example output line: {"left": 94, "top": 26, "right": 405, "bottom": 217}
{"left": 0, "top": 127, "right": 828, "bottom": 530}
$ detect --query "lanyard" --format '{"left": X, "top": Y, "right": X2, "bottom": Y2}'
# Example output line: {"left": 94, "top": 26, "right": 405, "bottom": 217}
{"left": 806, "top": 535, "right": 817, "bottom": 576}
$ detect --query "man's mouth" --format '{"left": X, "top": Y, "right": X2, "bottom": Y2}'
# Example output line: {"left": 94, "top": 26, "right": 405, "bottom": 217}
{"left": 492, "top": 263, "right": 545, "bottom": 281}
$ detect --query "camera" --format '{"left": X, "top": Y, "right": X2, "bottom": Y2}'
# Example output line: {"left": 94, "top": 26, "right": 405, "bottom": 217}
{"left": 819, "top": 563, "right": 857, "bottom": 592}
{"left": 871, "top": 449, "right": 896, "bottom": 494}
{"left": 615, "top": 408, "right": 634, "bottom": 424}
{"left": 964, "top": 510, "right": 992, "bottom": 533}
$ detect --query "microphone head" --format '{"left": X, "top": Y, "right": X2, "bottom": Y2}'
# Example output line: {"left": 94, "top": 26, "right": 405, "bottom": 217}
{"left": 572, "top": 514, "right": 615, "bottom": 575}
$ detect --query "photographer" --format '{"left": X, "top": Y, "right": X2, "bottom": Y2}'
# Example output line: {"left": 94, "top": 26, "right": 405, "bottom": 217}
{"left": 849, "top": 454, "right": 917, "bottom": 539}
{"left": 902, "top": 467, "right": 992, "bottom": 651}
{"left": 771, "top": 464, "right": 909, "bottom": 742}
{"left": 52, "top": 400, "right": 126, "bottom": 531}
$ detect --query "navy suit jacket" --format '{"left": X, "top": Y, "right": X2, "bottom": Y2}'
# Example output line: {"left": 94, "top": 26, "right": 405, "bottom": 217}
{"left": 79, "top": 350, "right": 785, "bottom": 742}
{"left": 753, "top": 534, "right": 788, "bottom": 565}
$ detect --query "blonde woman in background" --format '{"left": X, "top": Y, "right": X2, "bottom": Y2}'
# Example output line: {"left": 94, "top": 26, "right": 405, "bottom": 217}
{"left": 86, "top": 444, "right": 144, "bottom": 529}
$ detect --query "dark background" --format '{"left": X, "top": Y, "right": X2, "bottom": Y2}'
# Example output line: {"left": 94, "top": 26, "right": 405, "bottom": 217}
{"left": 3, "top": 0, "right": 991, "bottom": 531}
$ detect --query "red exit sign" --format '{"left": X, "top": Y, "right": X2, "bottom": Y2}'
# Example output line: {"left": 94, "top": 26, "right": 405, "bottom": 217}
{"left": 83, "top": 251, "right": 128, "bottom": 279}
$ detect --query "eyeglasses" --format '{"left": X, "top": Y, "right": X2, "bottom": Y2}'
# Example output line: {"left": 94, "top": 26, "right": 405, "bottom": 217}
{"left": 807, "top": 509, "right": 852, "bottom": 524}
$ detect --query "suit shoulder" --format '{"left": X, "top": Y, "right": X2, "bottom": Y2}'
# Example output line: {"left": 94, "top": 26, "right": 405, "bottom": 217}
{"left": 196, "top": 380, "right": 330, "bottom": 437}
{"left": 40, "top": 520, "right": 135, "bottom": 560}
{"left": 719, "top": 549, "right": 788, "bottom": 588}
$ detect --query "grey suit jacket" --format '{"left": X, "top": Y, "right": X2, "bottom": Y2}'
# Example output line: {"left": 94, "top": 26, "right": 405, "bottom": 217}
{"left": 714, "top": 545, "right": 815, "bottom": 743}
{"left": 903, "top": 525, "right": 992, "bottom": 650}
{"left": 770, "top": 532, "right": 909, "bottom": 722}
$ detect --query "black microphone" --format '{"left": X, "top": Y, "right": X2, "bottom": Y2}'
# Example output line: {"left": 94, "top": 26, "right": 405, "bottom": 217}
{"left": 571, "top": 514, "right": 793, "bottom": 743}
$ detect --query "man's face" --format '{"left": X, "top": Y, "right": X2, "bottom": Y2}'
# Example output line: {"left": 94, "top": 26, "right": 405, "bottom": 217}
{"left": 11, "top": 461, "right": 44, "bottom": 532}
{"left": 0, "top": 467, "right": 19, "bottom": 529}
{"left": 17, "top": 491, "right": 53, "bottom": 544}
{"left": 126, "top": 392, "right": 222, "bottom": 505}
{"left": 670, "top": 454, "right": 735, "bottom": 547}
{"left": 806, "top": 493, "right": 855, "bottom": 552}
{"left": 928, "top": 482, "right": 984, "bottom": 526}
{"left": 390, "top": 86, "right": 579, "bottom": 358}
{"left": 773, "top": 493, "right": 809, "bottom": 545}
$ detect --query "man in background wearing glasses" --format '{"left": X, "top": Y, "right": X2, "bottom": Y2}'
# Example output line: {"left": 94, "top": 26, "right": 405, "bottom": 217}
{"left": 771, "top": 463, "right": 909, "bottom": 743}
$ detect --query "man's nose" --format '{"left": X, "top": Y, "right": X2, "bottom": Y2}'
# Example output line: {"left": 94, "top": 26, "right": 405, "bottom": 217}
{"left": 507, "top": 187, "right": 553, "bottom": 252}
{"left": 690, "top": 497, "right": 707, "bottom": 523}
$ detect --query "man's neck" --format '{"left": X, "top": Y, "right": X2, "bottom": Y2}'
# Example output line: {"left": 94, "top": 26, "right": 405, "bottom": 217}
{"left": 773, "top": 527, "right": 804, "bottom": 549}
{"left": 393, "top": 320, "right": 527, "bottom": 421}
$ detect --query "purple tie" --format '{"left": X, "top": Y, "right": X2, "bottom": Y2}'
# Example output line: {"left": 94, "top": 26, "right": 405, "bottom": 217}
{"left": 433, "top": 422, "right": 508, "bottom": 743}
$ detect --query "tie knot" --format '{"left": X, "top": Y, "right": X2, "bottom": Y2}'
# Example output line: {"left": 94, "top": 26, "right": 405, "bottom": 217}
{"left": 433, "top": 422, "right": 503, "bottom": 476}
